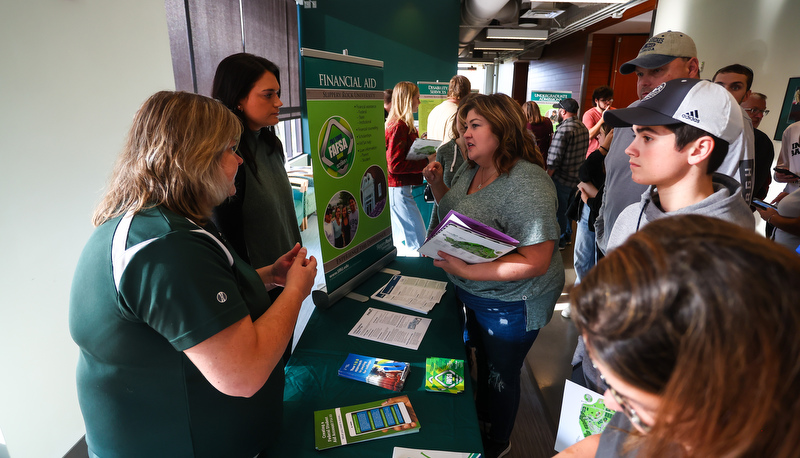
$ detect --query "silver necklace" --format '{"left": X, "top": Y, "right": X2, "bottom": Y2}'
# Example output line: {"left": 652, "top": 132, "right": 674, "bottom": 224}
{"left": 477, "top": 167, "right": 498, "bottom": 190}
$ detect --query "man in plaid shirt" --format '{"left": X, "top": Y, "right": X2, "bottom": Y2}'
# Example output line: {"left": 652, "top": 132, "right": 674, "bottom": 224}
{"left": 547, "top": 97, "right": 589, "bottom": 249}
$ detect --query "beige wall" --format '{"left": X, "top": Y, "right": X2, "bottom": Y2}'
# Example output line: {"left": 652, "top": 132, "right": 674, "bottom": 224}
{"left": 0, "top": 1, "right": 174, "bottom": 456}
{"left": 653, "top": 0, "right": 800, "bottom": 201}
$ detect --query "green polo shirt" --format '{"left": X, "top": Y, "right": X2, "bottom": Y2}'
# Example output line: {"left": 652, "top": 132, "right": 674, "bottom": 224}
{"left": 70, "top": 206, "right": 282, "bottom": 458}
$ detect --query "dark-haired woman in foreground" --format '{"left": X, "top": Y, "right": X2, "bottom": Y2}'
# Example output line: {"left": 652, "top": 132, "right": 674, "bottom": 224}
{"left": 212, "top": 53, "right": 302, "bottom": 270}
{"left": 557, "top": 215, "right": 800, "bottom": 457}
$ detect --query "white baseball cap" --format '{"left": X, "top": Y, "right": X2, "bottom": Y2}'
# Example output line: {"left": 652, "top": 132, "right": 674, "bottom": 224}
{"left": 603, "top": 79, "right": 743, "bottom": 144}
{"left": 620, "top": 31, "right": 697, "bottom": 75}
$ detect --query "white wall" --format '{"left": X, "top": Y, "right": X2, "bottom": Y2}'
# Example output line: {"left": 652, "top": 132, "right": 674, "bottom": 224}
{"left": 0, "top": 1, "right": 175, "bottom": 456}
{"left": 653, "top": 0, "right": 800, "bottom": 199}
{"left": 495, "top": 61, "right": 515, "bottom": 96}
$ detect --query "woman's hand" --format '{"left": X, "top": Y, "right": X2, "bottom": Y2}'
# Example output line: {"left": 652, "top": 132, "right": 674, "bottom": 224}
{"left": 432, "top": 251, "right": 468, "bottom": 277}
{"left": 423, "top": 161, "right": 444, "bottom": 186}
{"left": 283, "top": 247, "right": 317, "bottom": 299}
{"left": 271, "top": 243, "right": 302, "bottom": 287}
{"left": 577, "top": 181, "right": 598, "bottom": 203}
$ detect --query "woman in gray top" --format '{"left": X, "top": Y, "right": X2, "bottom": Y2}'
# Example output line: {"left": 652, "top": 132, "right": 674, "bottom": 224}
{"left": 424, "top": 93, "right": 564, "bottom": 458}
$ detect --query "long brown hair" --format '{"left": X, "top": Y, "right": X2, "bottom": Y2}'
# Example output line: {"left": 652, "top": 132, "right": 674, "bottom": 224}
{"left": 460, "top": 93, "right": 543, "bottom": 173}
{"left": 522, "top": 100, "right": 544, "bottom": 124}
{"left": 572, "top": 215, "right": 800, "bottom": 457}
{"left": 92, "top": 91, "right": 242, "bottom": 226}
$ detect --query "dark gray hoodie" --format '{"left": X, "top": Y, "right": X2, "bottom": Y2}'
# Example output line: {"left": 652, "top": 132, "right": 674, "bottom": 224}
{"left": 607, "top": 173, "right": 755, "bottom": 251}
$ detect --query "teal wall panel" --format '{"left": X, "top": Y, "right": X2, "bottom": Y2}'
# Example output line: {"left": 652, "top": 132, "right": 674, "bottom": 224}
{"left": 299, "top": 1, "right": 460, "bottom": 90}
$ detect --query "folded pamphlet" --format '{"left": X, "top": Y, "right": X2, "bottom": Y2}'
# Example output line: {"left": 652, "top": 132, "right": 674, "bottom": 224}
{"left": 406, "top": 138, "right": 441, "bottom": 161}
{"left": 418, "top": 210, "right": 518, "bottom": 263}
{"left": 338, "top": 353, "right": 410, "bottom": 391}
{"left": 314, "top": 395, "right": 420, "bottom": 450}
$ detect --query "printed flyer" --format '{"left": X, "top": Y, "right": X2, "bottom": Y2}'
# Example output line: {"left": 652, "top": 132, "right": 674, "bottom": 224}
{"left": 314, "top": 395, "right": 420, "bottom": 450}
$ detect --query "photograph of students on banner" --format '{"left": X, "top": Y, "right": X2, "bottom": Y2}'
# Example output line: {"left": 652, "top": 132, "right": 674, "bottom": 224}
{"left": 324, "top": 191, "right": 359, "bottom": 249}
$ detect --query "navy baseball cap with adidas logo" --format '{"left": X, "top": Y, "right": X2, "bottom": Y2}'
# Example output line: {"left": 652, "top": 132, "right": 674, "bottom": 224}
{"left": 602, "top": 78, "right": 743, "bottom": 144}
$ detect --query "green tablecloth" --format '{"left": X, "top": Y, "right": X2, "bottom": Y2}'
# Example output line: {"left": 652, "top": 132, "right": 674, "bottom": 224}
{"left": 265, "top": 257, "right": 484, "bottom": 456}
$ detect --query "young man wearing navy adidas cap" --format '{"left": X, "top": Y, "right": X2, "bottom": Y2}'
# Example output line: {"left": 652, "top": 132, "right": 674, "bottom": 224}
{"left": 603, "top": 79, "right": 755, "bottom": 251}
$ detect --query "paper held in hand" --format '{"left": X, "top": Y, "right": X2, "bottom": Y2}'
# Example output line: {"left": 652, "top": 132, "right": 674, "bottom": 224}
{"left": 406, "top": 138, "right": 441, "bottom": 161}
{"left": 418, "top": 210, "right": 519, "bottom": 263}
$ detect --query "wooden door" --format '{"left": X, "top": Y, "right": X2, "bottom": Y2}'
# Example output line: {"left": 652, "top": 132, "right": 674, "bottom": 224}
{"left": 610, "top": 35, "right": 649, "bottom": 107}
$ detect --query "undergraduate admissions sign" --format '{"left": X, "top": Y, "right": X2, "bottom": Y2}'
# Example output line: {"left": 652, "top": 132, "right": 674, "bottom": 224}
{"left": 531, "top": 90, "right": 572, "bottom": 131}
{"left": 301, "top": 49, "right": 395, "bottom": 301}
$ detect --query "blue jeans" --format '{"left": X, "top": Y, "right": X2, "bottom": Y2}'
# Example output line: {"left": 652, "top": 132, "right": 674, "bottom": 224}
{"left": 573, "top": 203, "right": 597, "bottom": 284}
{"left": 551, "top": 177, "right": 575, "bottom": 246}
{"left": 456, "top": 287, "right": 540, "bottom": 444}
{"left": 389, "top": 185, "right": 427, "bottom": 252}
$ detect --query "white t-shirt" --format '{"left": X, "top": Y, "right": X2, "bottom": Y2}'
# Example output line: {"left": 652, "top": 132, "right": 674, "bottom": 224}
{"left": 774, "top": 188, "right": 800, "bottom": 252}
{"left": 426, "top": 99, "right": 458, "bottom": 142}
{"left": 777, "top": 121, "right": 800, "bottom": 194}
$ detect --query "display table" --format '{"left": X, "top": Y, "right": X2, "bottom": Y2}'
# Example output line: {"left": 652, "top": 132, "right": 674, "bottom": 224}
{"left": 266, "top": 257, "right": 484, "bottom": 456}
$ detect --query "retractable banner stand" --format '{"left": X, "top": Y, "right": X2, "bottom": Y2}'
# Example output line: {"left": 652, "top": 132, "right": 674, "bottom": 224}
{"left": 418, "top": 81, "right": 449, "bottom": 138}
{"left": 531, "top": 90, "right": 572, "bottom": 130}
{"left": 301, "top": 48, "right": 395, "bottom": 306}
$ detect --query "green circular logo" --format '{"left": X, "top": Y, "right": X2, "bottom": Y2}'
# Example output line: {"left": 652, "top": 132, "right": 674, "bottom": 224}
{"left": 317, "top": 116, "right": 356, "bottom": 178}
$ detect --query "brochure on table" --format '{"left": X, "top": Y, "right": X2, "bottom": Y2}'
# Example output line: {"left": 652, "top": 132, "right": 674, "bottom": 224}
{"left": 314, "top": 395, "right": 420, "bottom": 450}
{"left": 348, "top": 307, "right": 432, "bottom": 350}
{"left": 393, "top": 447, "right": 482, "bottom": 458}
{"left": 338, "top": 353, "right": 410, "bottom": 391}
{"left": 418, "top": 210, "right": 519, "bottom": 263}
{"left": 301, "top": 48, "right": 395, "bottom": 303}
{"left": 371, "top": 274, "right": 448, "bottom": 314}
{"left": 555, "top": 380, "right": 615, "bottom": 452}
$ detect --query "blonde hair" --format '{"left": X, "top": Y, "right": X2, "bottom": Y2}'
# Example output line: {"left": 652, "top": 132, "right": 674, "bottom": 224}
{"left": 92, "top": 91, "right": 242, "bottom": 226}
{"left": 386, "top": 81, "right": 419, "bottom": 134}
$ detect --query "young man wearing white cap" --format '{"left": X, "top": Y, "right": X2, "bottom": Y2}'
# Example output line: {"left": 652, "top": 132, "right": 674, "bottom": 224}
{"left": 603, "top": 79, "right": 755, "bottom": 251}
{"left": 594, "top": 31, "right": 755, "bottom": 255}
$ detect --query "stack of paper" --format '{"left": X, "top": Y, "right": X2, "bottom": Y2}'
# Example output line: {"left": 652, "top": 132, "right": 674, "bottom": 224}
{"left": 418, "top": 210, "right": 518, "bottom": 263}
{"left": 371, "top": 275, "right": 447, "bottom": 314}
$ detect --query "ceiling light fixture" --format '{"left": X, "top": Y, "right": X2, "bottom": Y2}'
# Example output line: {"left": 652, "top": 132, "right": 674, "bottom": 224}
{"left": 473, "top": 41, "right": 525, "bottom": 51}
{"left": 486, "top": 29, "right": 548, "bottom": 40}
{"left": 521, "top": 9, "right": 564, "bottom": 20}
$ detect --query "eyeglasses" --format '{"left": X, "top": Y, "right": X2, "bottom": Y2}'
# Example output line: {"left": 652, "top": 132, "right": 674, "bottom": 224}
{"left": 743, "top": 108, "right": 770, "bottom": 116}
{"left": 599, "top": 98, "right": 614, "bottom": 103}
{"left": 594, "top": 364, "right": 653, "bottom": 433}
